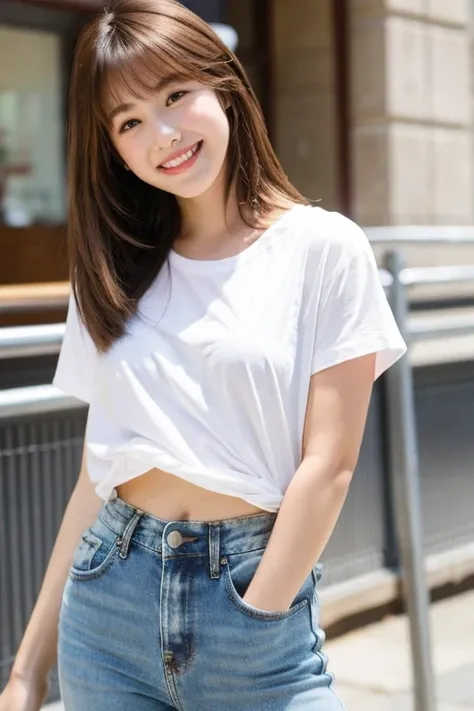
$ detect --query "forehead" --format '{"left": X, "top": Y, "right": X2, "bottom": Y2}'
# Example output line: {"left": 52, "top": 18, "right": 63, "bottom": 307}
{"left": 102, "top": 67, "right": 189, "bottom": 111}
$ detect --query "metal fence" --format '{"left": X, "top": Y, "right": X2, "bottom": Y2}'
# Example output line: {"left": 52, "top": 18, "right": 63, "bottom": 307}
{"left": 0, "top": 395, "right": 86, "bottom": 699}
{"left": 371, "top": 235, "right": 474, "bottom": 711}
{"left": 1, "top": 235, "right": 474, "bottom": 710}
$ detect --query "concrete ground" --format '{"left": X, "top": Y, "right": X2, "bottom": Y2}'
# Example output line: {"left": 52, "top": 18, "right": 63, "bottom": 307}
{"left": 44, "top": 589, "right": 474, "bottom": 711}
{"left": 326, "top": 589, "right": 474, "bottom": 710}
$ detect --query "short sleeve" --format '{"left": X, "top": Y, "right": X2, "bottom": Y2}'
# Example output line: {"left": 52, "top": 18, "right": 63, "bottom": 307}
{"left": 52, "top": 290, "right": 98, "bottom": 403}
{"left": 309, "top": 215, "right": 407, "bottom": 381}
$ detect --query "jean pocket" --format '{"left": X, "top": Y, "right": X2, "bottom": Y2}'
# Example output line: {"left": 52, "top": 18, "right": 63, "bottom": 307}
{"left": 222, "top": 548, "right": 310, "bottom": 622}
{"left": 69, "top": 518, "right": 121, "bottom": 582}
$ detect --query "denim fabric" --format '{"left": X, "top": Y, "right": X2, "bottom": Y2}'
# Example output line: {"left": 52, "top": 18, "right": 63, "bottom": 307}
{"left": 58, "top": 493, "right": 345, "bottom": 710}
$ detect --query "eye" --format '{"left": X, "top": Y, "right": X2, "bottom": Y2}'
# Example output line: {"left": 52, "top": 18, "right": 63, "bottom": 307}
{"left": 166, "top": 91, "right": 187, "bottom": 107}
{"left": 119, "top": 118, "right": 140, "bottom": 134}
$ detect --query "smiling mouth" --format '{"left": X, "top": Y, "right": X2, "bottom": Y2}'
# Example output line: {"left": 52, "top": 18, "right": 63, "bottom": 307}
{"left": 158, "top": 141, "right": 203, "bottom": 170}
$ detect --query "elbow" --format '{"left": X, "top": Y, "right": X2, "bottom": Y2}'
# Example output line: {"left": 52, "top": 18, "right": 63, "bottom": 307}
{"left": 303, "top": 453, "right": 356, "bottom": 492}
{"left": 332, "top": 467, "right": 354, "bottom": 495}
{"left": 336, "top": 451, "right": 359, "bottom": 487}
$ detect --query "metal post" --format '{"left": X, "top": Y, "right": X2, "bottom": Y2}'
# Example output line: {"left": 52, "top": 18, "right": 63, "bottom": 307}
{"left": 384, "top": 250, "right": 437, "bottom": 711}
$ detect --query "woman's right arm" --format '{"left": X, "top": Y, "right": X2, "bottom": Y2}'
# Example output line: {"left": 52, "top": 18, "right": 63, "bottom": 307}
{"left": 1, "top": 443, "right": 103, "bottom": 708}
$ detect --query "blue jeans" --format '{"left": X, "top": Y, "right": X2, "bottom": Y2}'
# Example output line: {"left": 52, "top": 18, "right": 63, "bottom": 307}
{"left": 58, "top": 493, "right": 345, "bottom": 710}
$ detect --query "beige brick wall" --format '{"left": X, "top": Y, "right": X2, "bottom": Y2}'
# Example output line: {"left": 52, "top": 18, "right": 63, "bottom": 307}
{"left": 349, "top": 0, "right": 474, "bottom": 225}
{"left": 272, "top": 0, "right": 341, "bottom": 211}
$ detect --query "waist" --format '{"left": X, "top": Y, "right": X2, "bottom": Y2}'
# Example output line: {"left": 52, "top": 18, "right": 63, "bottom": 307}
{"left": 116, "top": 467, "right": 266, "bottom": 521}
{"left": 100, "top": 493, "right": 278, "bottom": 558}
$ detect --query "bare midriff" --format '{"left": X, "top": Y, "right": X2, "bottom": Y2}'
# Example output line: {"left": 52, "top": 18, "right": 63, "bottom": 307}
{"left": 116, "top": 467, "right": 266, "bottom": 522}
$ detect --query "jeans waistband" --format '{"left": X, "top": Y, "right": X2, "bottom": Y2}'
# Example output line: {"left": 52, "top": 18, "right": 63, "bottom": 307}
{"left": 100, "top": 490, "right": 277, "bottom": 576}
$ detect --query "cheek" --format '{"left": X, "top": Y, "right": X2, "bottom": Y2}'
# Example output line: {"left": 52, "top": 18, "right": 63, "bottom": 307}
{"left": 204, "top": 114, "right": 229, "bottom": 162}
{"left": 113, "top": 134, "right": 147, "bottom": 170}
{"left": 188, "top": 100, "right": 229, "bottom": 145}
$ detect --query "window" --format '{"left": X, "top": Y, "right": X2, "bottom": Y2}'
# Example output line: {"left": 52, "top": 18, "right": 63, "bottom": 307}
{"left": 0, "top": 26, "right": 66, "bottom": 226}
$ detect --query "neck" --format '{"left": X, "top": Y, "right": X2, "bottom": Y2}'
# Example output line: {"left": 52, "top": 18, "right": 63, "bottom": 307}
{"left": 176, "top": 170, "right": 249, "bottom": 249}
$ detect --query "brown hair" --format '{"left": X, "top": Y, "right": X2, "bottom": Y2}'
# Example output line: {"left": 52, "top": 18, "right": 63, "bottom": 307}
{"left": 68, "top": 0, "right": 308, "bottom": 351}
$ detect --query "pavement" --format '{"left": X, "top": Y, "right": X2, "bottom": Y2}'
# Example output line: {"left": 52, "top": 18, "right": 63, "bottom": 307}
{"left": 325, "top": 589, "right": 474, "bottom": 710}
{"left": 44, "top": 589, "right": 474, "bottom": 711}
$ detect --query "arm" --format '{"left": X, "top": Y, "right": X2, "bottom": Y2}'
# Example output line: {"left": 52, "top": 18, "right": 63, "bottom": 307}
{"left": 243, "top": 353, "right": 376, "bottom": 612}
{"left": 9, "top": 444, "right": 103, "bottom": 690}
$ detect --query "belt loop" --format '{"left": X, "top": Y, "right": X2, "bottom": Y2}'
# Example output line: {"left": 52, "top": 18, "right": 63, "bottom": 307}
{"left": 119, "top": 509, "right": 143, "bottom": 560}
{"left": 208, "top": 523, "right": 221, "bottom": 580}
{"left": 108, "top": 488, "right": 118, "bottom": 501}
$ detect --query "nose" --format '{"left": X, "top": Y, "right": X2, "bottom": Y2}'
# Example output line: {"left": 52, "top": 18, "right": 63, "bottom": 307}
{"left": 150, "top": 114, "right": 181, "bottom": 151}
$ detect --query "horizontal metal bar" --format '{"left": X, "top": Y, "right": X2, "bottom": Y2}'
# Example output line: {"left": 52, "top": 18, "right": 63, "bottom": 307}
{"left": 0, "top": 296, "right": 69, "bottom": 315}
{"left": 0, "top": 282, "right": 70, "bottom": 315}
{"left": 0, "top": 324, "right": 65, "bottom": 359}
{"left": 401, "top": 265, "right": 474, "bottom": 287}
{"left": 0, "top": 385, "right": 85, "bottom": 419}
{"left": 409, "top": 313, "right": 474, "bottom": 341}
{"left": 0, "top": 283, "right": 472, "bottom": 366}
{"left": 1, "top": 320, "right": 474, "bottom": 419}
{"left": 366, "top": 226, "right": 474, "bottom": 244}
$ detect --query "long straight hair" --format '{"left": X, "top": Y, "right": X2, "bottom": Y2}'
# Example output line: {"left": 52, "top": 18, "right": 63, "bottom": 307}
{"left": 68, "top": 0, "right": 308, "bottom": 351}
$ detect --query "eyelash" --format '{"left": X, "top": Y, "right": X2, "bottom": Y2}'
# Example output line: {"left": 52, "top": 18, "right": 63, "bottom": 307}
{"left": 120, "top": 119, "right": 139, "bottom": 133}
{"left": 167, "top": 90, "right": 187, "bottom": 106}
{"left": 119, "top": 90, "right": 188, "bottom": 134}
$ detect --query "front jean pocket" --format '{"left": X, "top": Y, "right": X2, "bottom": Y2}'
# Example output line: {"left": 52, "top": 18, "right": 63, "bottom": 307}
{"left": 223, "top": 548, "right": 311, "bottom": 622}
{"left": 69, "top": 518, "right": 121, "bottom": 582}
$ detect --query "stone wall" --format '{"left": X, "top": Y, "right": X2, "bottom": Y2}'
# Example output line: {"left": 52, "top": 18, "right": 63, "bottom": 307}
{"left": 349, "top": 0, "right": 473, "bottom": 226}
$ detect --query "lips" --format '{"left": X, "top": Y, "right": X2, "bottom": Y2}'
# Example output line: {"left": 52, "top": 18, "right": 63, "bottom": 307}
{"left": 158, "top": 141, "right": 203, "bottom": 170}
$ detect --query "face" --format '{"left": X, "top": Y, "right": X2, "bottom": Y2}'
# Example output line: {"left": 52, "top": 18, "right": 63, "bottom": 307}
{"left": 105, "top": 77, "right": 230, "bottom": 200}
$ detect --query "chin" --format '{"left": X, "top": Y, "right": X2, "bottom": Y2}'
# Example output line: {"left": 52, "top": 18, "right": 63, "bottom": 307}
{"left": 173, "top": 186, "right": 213, "bottom": 199}
{"left": 168, "top": 175, "right": 223, "bottom": 200}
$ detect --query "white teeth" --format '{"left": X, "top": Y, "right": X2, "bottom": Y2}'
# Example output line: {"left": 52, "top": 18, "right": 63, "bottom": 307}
{"left": 161, "top": 143, "right": 200, "bottom": 169}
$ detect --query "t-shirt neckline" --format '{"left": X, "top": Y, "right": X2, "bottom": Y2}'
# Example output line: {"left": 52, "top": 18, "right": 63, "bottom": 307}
{"left": 168, "top": 204, "right": 307, "bottom": 274}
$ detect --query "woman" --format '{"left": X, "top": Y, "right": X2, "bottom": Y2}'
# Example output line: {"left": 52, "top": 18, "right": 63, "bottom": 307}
{"left": 1, "top": 1, "right": 406, "bottom": 709}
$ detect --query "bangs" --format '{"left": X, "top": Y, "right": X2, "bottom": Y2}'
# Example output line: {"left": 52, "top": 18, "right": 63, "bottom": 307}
{"left": 95, "top": 12, "right": 223, "bottom": 126}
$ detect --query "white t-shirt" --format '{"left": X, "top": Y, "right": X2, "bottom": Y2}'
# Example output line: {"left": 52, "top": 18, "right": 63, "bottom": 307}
{"left": 53, "top": 205, "right": 406, "bottom": 511}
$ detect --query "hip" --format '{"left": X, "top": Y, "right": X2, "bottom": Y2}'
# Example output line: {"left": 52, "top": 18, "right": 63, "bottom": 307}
{"left": 58, "top": 494, "right": 342, "bottom": 710}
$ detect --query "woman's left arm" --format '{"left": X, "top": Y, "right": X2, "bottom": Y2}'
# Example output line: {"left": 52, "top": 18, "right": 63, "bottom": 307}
{"left": 243, "top": 352, "right": 376, "bottom": 613}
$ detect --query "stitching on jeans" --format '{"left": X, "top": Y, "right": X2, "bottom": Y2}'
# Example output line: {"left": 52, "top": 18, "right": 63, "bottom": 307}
{"left": 164, "top": 668, "right": 186, "bottom": 711}
{"left": 69, "top": 544, "right": 120, "bottom": 582}
{"left": 223, "top": 560, "right": 309, "bottom": 621}
{"left": 97, "top": 516, "right": 122, "bottom": 537}
{"left": 224, "top": 546, "right": 267, "bottom": 558}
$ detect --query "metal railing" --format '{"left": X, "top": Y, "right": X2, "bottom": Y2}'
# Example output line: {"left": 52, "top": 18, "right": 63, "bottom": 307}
{"left": 382, "top": 242, "right": 474, "bottom": 711}
{"left": 2, "top": 238, "right": 474, "bottom": 711}
{"left": 0, "top": 324, "right": 65, "bottom": 359}
{"left": 365, "top": 225, "right": 474, "bottom": 244}
{"left": 0, "top": 282, "right": 69, "bottom": 315}
{"left": 0, "top": 384, "right": 83, "bottom": 418}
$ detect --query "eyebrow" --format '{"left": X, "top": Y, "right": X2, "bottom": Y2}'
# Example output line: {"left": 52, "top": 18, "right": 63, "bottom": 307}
{"left": 107, "top": 74, "right": 187, "bottom": 123}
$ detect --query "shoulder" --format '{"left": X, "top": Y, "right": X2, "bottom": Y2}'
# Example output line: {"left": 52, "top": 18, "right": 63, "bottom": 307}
{"left": 296, "top": 206, "right": 374, "bottom": 271}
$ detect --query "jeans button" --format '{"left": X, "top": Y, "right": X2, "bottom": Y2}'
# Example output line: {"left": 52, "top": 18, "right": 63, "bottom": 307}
{"left": 167, "top": 531, "right": 183, "bottom": 549}
{"left": 109, "top": 488, "right": 118, "bottom": 501}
